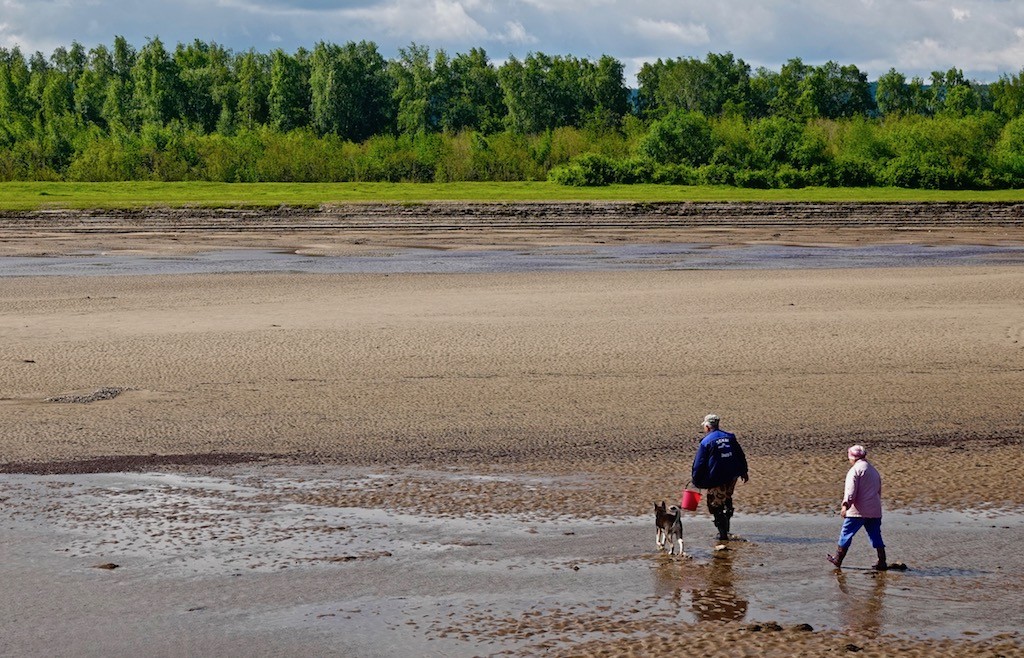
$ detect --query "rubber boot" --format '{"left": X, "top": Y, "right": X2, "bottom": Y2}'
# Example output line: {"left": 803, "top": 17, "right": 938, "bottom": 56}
{"left": 873, "top": 547, "right": 888, "bottom": 571}
{"left": 827, "top": 545, "right": 847, "bottom": 568}
{"left": 713, "top": 512, "right": 729, "bottom": 541}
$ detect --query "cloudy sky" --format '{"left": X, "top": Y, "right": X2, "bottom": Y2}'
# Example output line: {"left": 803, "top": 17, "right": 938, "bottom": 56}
{"left": 3, "top": 0, "right": 1024, "bottom": 84}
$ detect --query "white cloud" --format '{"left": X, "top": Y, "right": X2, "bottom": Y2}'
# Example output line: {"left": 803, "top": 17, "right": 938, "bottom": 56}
{"left": 894, "top": 28, "right": 1024, "bottom": 77}
{"left": 952, "top": 7, "right": 970, "bottom": 22}
{"left": 631, "top": 18, "right": 709, "bottom": 45}
{"left": 895, "top": 37, "right": 945, "bottom": 70}
{"left": 493, "top": 20, "right": 535, "bottom": 44}
{"left": 327, "top": 0, "right": 489, "bottom": 41}
{"left": 516, "top": 0, "right": 614, "bottom": 11}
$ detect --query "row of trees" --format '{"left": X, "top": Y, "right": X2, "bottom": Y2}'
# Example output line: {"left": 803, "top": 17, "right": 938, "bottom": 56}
{"left": 0, "top": 38, "right": 632, "bottom": 142}
{"left": 636, "top": 56, "right": 1008, "bottom": 121}
{"left": 4, "top": 37, "right": 1024, "bottom": 187}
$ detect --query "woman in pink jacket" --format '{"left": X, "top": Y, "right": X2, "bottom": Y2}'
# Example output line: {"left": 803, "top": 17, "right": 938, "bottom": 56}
{"left": 827, "top": 445, "right": 887, "bottom": 570}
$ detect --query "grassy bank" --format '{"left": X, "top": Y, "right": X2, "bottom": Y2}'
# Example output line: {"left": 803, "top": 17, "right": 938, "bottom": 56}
{"left": 3, "top": 181, "right": 1024, "bottom": 211}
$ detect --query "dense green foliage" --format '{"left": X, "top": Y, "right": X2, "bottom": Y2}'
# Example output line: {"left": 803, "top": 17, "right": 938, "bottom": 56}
{"left": 3, "top": 38, "right": 1024, "bottom": 189}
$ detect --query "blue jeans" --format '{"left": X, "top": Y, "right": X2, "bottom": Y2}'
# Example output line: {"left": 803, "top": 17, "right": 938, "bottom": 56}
{"left": 837, "top": 517, "right": 884, "bottom": 549}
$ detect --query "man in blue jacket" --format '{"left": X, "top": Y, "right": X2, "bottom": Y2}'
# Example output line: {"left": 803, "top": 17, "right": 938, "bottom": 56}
{"left": 691, "top": 413, "right": 750, "bottom": 541}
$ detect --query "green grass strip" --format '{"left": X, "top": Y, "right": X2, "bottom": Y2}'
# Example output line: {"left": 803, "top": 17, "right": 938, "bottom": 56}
{"left": 3, "top": 181, "right": 1024, "bottom": 211}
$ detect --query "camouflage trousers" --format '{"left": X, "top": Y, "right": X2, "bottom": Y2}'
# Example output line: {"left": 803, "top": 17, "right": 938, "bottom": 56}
{"left": 705, "top": 478, "right": 738, "bottom": 516}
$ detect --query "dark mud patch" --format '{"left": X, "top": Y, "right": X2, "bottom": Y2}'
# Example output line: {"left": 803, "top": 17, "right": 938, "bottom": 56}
{"left": 45, "top": 387, "right": 128, "bottom": 404}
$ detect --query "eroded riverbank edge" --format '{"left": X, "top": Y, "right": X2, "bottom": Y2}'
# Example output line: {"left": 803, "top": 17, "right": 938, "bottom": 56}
{"left": 2, "top": 200, "right": 1024, "bottom": 257}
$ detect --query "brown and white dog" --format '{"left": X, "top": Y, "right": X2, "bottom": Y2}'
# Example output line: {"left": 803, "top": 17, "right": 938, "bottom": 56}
{"left": 654, "top": 500, "right": 684, "bottom": 555}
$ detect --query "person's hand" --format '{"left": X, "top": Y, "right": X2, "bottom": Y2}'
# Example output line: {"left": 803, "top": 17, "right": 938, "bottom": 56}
{"left": 839, "top": 507, "right": 847, "bottom": 518}
{"left": 741, "top": 474, "right": 749, "bottom": 484}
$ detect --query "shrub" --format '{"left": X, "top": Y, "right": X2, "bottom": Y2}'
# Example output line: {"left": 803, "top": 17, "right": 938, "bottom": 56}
{"left": 484, "top": 131, "right": 544, "bottom": 181}
{"left": 544, "top": 126, "right": 590, "bottom": 168}
{"left": 193, "top": 133, "right": 243, "bottom": 182}
{"left": 696, "top": 163, "right": 735, "bottom": 185}
{"left": 805, "top": 163, "right": 838, "bottom": 187}
{"left": 637, "top": 109, "right": 713, "bottom": 166}
{"left": 733, "top": 168, "right": 772, "bottom": 188}
{"left": 547, "top": 164, "right": 588, "bottom": 186}
{"left": 992, "top": 115, "right": 1024, "bottom": 181}
{"left": 614, "top": 157, "right": 655, "bottom": 184}
{"left": 576, "top": 153, "right": 617, "bottom": 185}
{"left": 434, "top": 131, "right": 474, "bottom": 182}
{"left": 0, "top": 148, "right": 14, "bottom": 180}
{"left": 651, "top": 163, "right": 697, "bottom": 184}
{"left": 750, "top": 116, "right": 804, "bottom": 168}
{"left": 65, "top": 130, "right": 139, "bottom": 181}
{"left": 710, "top": 115, "right": 753, "bottom": 168}
{"left": 254, "top": 128, "right": 344, "bottom": 182}
{"left": 773, "top": 164, "right": 807, "bottom": 189}
{"left": 831, "top": 156, "right": 877, "bottom": 187}
{"left": 547, "top": 152, "right": 617, "bottom": 186}
{"left": 878, "top": 156, "right": 922, "bottom": 188}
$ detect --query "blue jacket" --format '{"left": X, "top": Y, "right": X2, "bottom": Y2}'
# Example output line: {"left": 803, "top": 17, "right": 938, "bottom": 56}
{"left": 691, "top": 429, "right": 748, "bottom": 489}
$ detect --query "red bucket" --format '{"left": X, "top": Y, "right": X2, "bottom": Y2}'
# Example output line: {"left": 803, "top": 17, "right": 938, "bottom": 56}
{"left": 681, "top": 487, "right": 702, "bottom": 512}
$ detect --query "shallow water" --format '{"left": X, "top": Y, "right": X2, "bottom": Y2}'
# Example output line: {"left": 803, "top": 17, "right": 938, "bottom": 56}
{"left": 4, "top": 243, "right": 1024, "bottom": 276}
{"left": 1, "top": 467, "right": 1021, "bottom": 656}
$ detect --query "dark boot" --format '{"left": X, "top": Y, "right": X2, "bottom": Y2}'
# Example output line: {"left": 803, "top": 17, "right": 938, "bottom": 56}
{"left": 712, "top": 511, "right": 729, "bottom": 541}
{"left": 827, "top": 545, "right": 847, "bottom": 568}
{"left": 873, "top": 548, "right": 888, "bottom": 570}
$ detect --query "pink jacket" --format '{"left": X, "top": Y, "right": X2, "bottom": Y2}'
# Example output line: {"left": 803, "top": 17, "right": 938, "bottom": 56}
{"left": 843, "top": 458, "right": 883, "bottom": 518}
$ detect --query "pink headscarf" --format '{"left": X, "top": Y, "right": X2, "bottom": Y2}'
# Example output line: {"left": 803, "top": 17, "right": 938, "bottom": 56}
{"left": 848, "top": 444, "right": 867, "bottom": 459}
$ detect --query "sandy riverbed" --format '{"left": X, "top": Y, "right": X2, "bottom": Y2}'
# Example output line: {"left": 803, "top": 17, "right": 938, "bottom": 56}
{"left": 2, "top": 213, "right": 1024, "bottom": 656}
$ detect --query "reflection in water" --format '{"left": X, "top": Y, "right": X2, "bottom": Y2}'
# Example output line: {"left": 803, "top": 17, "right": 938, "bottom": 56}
{"left": 691, "top": 549, "right": 749, "bottom": 622}
{"left": 652, "top": 550, "right": 749, "bottom": 622}
{"left": 652, "top": 558, "right": 686, "bottom": 605}
{"left": 835, "top": 571, "right": 887, "bottom": 635}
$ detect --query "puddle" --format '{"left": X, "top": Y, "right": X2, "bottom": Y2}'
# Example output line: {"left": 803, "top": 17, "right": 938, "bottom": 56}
{"left": 1, "top": 466, "right": 1022, "bottom": 655}
{"left": 3, "top": 243, "right": 1024, "bottom": 276}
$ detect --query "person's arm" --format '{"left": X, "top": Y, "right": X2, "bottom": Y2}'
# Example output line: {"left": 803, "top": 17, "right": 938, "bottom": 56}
{"left": 736, "top": 439, "right": 749, "bottom": 483}
{"left": 692, "top": 442, "right": 709, "bottom": 488}
{"left": 841, "top": 467, "right": 858, "bottom": 515}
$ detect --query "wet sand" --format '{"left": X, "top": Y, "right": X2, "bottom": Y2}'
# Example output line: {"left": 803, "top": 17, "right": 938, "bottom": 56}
{"left": 2, "top": 467, "right": 1022, "bottom": 657}
{"left": 2, "top": 214, "right": 1024, "bottom": 656}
